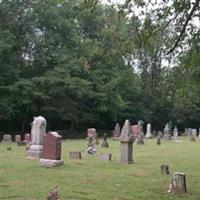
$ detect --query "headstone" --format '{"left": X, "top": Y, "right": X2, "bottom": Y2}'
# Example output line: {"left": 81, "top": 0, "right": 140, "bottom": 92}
{"left": 168, "top": 172, "right": 187, "bottom": 194}
{"left": 27, "top": 116, "right": 46, "bottom": 159}
{"left": 99, "top": 153, "right": 112, "bottom": 161}
{"left": 145, "top": 123, "right": 152, "bottom": 138}
{"left": 157, "top": 131, "right": 163, "bottom": 138}
{"left": 69, "top": 151, "right": 82, "bottom": 159}
{"left": 112, "top": 123, "right": 120, "bottom": 138}
{"left": 87, "top": 128, "right": 96, "bottom": 138}
{"left": 15, "top": 135, "right": 21, "bottom": 143}
{"left": 189, "top": 128, "right": 197, "bottom": 142}
{"left": 163, "top": 123, "right": 171, "bottom": 140}
{"left": 161, "top": 164, "right": 170, "bottom": 175}
{"left": 87, "top": 128, "right": 99, "bottom": 144}
{"left": 173, "top": 126, "right": 178, "bottom": 140}
{"left": 24, "top": 133, "right": 31, "bottom": 143}
{"left": 131, "top": 125, "right": 140, "bottom": 137}
{"left": 101, "top": 133, "right": 109, "bottom": 147}
{"left": 120, "top": 119, "right": 135, "bottom": 164}
{"left": 39, "top": 132, "right": 63, "bottom": 167}
{"left": 137, "top": 120, "right": 144, "bottom": 144}
{"left": 3, "top": 134, "right": 12, "bottom": 143}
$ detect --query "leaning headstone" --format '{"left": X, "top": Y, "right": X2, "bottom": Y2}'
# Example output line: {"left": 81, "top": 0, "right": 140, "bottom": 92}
{"left": 112, "top": 123, "right": 121, "bottom": 139}
{"left": 145, "top": 123, "right": 152, "bottom": 138}
{"left": 69, "top": 151, "right": 82, "bottom": 159}
{"left": 99, "top": 153, "right": 112, "bottom": 161}
{"left": 168, "top": 172, "right": 187, "bottom": 194}
{"left": 39, "top": 132, "right": 63, "bottom": 167}
{"left": 120, "top": 119, "right": 135, "bottom": 164}
{"left": 3, "top": 134, "right": 12, "bottom": 143}
{"left": 101, "top": 133, "right": 109, "bottom": 148}
{"left": 161, "top": 164, "right": 170, "bottom": 175}
{"left": 27, "top": 116, "right": 46, "bottom": 159}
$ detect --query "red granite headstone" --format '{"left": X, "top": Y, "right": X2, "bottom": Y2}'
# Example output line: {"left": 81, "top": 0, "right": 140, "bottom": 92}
{"left": 131, "top": 125, "right": 140, "bottom": 137}
{"left": 87, "top": 128, "right": 96, "bottom": 138}
{"left": 15, "top": 135, "right": 21, "bottom": 143}
{"left": 42, "top": 132, "right": 62, "bottom": 160}
{"left": 24, "top": 133, "right": 31, "bottom": 143}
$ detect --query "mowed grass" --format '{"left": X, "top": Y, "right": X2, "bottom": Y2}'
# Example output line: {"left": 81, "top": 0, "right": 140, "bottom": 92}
{"left": 0, "top": 137, "right": 200, "bottom": 200}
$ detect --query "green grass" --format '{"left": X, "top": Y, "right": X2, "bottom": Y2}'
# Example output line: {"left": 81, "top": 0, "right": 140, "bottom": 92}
{"left": 1, "top": 137, "right": 200, "bottom": 200}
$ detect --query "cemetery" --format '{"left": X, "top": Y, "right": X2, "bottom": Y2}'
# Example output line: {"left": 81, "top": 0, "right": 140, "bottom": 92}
{"left": 1, "top": 117, "right": 200, "bottom": 199}
{"left": 0, "top": 0, "right": 200, "bottom": 199}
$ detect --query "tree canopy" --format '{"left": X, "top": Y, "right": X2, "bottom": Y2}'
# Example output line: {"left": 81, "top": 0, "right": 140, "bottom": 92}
{"left": 0, "top": 0, "right": 199, "bottom": 135}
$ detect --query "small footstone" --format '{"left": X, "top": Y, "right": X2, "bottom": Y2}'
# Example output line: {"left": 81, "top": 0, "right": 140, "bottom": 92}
{"left": 69, "top": 151, "right": 82, "bottom": 159}
{"left": 99, "top": 153, "right": 112, "bottom": 161}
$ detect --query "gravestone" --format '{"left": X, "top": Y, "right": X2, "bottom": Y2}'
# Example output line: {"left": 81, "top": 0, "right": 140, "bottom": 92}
{"left": 112, "top": 123, "right": 120, "bottom": 138}
{"left": 145, "top": 123, "right": 152, "bottom": 138}
{"left": 120, "top": 119, "right": 135, "bottom": 164}
{"left": 137, "top": 120, "right": 144, "bottom": 144}
{"left": 168, "top": 172, "right": 187, "bottom": 194}
{"left": 161, "top": 164, "right": 170, "bottom": 175}
{"left": 99, "top": 153, "right": 112, "bottom": 161}
{"left": 131, "top": 125, "right": 140, "bottom": 138}
{"left": 3, "top": 134, "right": 12, "bottom": 143}
{"left": 101, "top": 133, "right": 109, "bottom": 148}
{"left": 173, "top": 126, "right": 178, "bottom": 140}
{"left": 69, "top": 151, "right": 82, "bottom": 159}
{"left": 24, "top": 133, "right": 31, "bottom": 143}
{"left": 39, "top": 132, "right": 63, "bottom": 167}
{"left": 87, "top": 128, "right": 99, "bottom": 144}
{"left": 15, "top": 135, "right": 21, "bottom": 143}
{"left": 163, "top": 123, "right": 171, "bottom": 140}
{"left": 16, "top": 135, "right": 25, "bottom": 146}
{"left": 27, "top": 116, "right": 46, "bottom": 159}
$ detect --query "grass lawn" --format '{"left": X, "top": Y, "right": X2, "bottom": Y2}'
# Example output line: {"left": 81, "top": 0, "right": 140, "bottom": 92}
{"left": 0, "top": 137, "right": 200, "bottom": 200}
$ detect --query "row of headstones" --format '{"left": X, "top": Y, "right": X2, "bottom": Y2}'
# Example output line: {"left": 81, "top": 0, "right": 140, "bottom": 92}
{"left": 2, "top": 134, "right": 31, "bottom": 144}
{"left": 113, "top": 122, "right": 200, "bottom": 141}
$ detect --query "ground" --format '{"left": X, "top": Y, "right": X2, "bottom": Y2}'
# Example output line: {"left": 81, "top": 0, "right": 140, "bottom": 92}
{"left": 0, "top": 137, "right": 200, "bottom": 200}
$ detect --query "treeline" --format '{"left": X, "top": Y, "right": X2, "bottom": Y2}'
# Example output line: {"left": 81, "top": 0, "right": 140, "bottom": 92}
{"left": 0, "top": 0, "right": 199, "bottom": 135}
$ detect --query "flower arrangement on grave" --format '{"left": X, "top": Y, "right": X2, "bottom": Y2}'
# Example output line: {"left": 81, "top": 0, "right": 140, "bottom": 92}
{"left": 46, "top": 186, "right": 59, "bottom": 200}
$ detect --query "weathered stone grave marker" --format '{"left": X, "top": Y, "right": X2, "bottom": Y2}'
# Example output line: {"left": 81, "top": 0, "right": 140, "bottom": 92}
{"left": 161, "top": 164, "right": 170, "bottom": 175}
{"left": 101, "top": 133, "right": 109, "bottom": 148}
{"left": 99, "top": 153, "right": 112, "bottom": 161}
{"left": 145, "top": 123, "right": 152, "bottom": 138}
{"left": 27, "top": 116, "right": 46, "bottom": 159}
{"left": 120, "top": 119, "right": 135, "bottom": 164}
{"left": 69, "top": 151, "right": 82, "bottom": 159}
{"left": 3, "top": 134, "right": 12, "bottom": 143}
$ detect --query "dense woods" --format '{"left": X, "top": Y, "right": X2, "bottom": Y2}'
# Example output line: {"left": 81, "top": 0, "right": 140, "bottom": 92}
{"left": 0, "top": 0, "right": 199, "bottom": 135}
